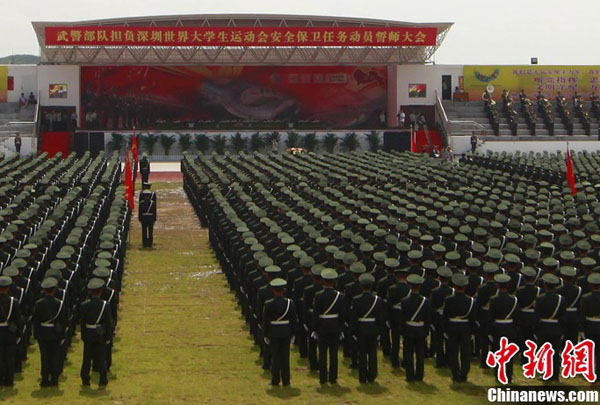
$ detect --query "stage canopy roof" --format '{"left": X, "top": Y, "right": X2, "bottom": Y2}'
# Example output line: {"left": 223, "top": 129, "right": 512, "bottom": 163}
{"left": 32, "top": 14, "right": 453, "bottom": 65}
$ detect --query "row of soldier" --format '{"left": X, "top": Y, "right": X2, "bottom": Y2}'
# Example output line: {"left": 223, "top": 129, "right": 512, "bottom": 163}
{"left": 182, "top": 148, "right": 600, "bottom": 385}
{"left": 0, "top": 151, "right": 129, "bottom": 387}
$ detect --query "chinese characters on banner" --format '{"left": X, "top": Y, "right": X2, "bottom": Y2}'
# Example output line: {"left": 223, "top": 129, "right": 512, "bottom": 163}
{"left": 45, "top": 26, "right": 437, "bottom": 47}
{"left": 487, "top": 339, "right": 596, "bottom": 384}
{"left": 463, "top": 65, "right": 600, "bottom": 101}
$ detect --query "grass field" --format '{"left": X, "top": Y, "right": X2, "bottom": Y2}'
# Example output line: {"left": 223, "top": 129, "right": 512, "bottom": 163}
{"left": 1, "top": 181, "right": 595, "bottom": 404}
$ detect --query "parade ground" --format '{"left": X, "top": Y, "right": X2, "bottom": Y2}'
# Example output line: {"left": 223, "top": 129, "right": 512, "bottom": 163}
{"left": 0, "top": 174, "right": 588, "bottom": 405}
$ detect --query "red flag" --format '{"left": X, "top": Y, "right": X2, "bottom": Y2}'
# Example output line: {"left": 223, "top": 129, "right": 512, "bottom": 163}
{"left": 410, "top": 127, "right": 416, "bottom": 152}
{"left": 124, "top": 148, "right": 135, "bottom": 210}
{"left": 566, "top": 147, "right": 577, "bottom": 195}
{"left": 132, "top": 128, "right": 139, "bottom": 175}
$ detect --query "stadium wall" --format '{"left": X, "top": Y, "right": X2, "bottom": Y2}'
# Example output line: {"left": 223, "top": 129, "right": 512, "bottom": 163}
{"left": 451, "top": 135, "right": 600, "bottom": 155}
{"left": 395, "top": 64, "right": 463, "bottom": 107}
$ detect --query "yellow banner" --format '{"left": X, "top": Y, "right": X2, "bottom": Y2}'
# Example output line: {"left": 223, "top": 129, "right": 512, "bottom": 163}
{"left": 463, "top": 65, "right": 600, "bottom": 101}
{"left": 0, "top": 66, "right": 7, "bottom": 102}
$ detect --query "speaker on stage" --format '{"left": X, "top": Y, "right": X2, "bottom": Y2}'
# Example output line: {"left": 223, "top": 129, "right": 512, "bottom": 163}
{"left": 383, "top": 130, "right": 412, "bottom": 152}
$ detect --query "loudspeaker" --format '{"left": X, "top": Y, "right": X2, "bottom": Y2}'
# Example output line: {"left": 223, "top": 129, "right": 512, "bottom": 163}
{"left": 383, "top": 131, "right": 411, "bottom": 152}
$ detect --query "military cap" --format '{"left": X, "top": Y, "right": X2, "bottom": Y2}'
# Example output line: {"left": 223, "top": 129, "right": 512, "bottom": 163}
{"left": 343, "top": 253, "right": 358, "bottom": 265}
{"left": 591, "top": 234, "right": 600, "bottom": 243}
{"left": 520, "top": 267, "right": 537, "bottom": 278}
{"left": 445, "top": 251, "right": 460, "bottom": 261}
{"left": 432, "top": 244, "right": 446, "bottom": 253}
{"left": 15, "top": 249, "right": 31, "bottom": 258}
{"left": 92, "top": 267, "right": 111, "bottom": 278}
{"left": 11, "top": 258, "right": 27, "bottom": 269}
{"left": 350, "top": 262, "right": 367, "bottom": 274}
{"left": 483, "top": 262, "right": 500, "bottom": 274}
{"left": 324, "top": 245, "right": 338, "bottom": 255}
{"left": 311, "top": 264, "right": 325, "bottom": 276}
{"left": 95, "top": 258, "right": 111, "bottom": 268}
{"left": 576, "top": 240, "right": 592, "bottom": 251}
{"left": 407, "top": 250, "right": 423, "bottom": 260}
{"left": 581, "top": 257, "right": 597, "bottom": 267}
{"left": 265, "top": 265, "right": 282, "bottom": 274}
{"left": 321, "top": 269, "right": 338, "bottom": 280}
{"left": 359, "top": 243, "right": 374, "bottom": 253}
{"left": 588, "top": 273, "right": 600, "bottom": 285}
{"left": 2, "top": 267, "right": 18, "bottom": 277}
{"left": 494, "top": 274, "right": 511, "bottom": 284}
{"left": 486, "top": 249, "right": 503, "bottom": 261}
{"left": 280, "top": 236, "right": 295, "bottom": 245}
{"left": 541, "top": 273, "right": 560, "bottom": 285}
{"left": 23, "top": 243, "right": 37, "bottom": 250}
{"left": 385, "top": 258, "right": 400, "bottom": 268}
{"left": 270, "top": 278, "right": 287, "bottom": 288}
{"left": 471, "top": 243, "right": 486, "bottom": 254}
{"left": 451, "top": 273, "right": 468, "bottom": 287}
{"left": 300, "top": 257, "right": 315, "bottom": 268}
{"left": 504, "top": 254, "right": 521, "bottom": 264}
{"left": 407, "top": 274, "right": 425, "bottom": 285}
{"left": 465, "top": 257, "right": 481, "bottom": 268}
{"left": 50, "top": 260, "right": 66, "bottom": 270}
{"left": 250, "top": 243, "right": 264, "bottom": 252}
{"left": 559, "top": 251, "right": 575, "bottom": 261}
{"left": 45, "top": 268, "right": 61, "bottom": 280}
{"left": 0, "top": 276, "right": 12, "bottom": 287}
{"left": 396, "top": 242, "right": 411, "bottom": 252}
{"left": 422, "top": 260, "right": 437, "bottom": 271}
{"left": 559, "top": 266, "right": 577, "bottom": 277}
{"left": 97, "top": 251, "right": 113, "bottom": 260}
{"left": 358, "top": 273, "right": 375, "bottom": 286}
{"left": 286, "top": 244, "right": 301, "bottom": 252}
{"left": 55, "top": 250, "right": 72, "bottom": 260}
{"left": 436, "top": 267, "right": 453, "bottom": 278}
{"left": 41, "top": 278, "right": 58, "bottom": 289}
{"left": 373, "top": 252, "right": 387, "bottom": 262}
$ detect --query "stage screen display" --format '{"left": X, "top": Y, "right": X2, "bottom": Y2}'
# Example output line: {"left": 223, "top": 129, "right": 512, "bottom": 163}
{"left": 80, "top": 65, "right": 387, "bottom": 130}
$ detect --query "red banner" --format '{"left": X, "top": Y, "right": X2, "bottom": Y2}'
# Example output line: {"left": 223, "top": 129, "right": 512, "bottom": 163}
{"left": 45, "top": 26, "right": 437, "bottom": 47}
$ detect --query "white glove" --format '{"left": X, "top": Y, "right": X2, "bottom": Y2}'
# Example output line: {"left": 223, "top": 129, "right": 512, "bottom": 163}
{"left": 339, "top": 332, "right": 344, "bottom": 341}
{"left": 311, "top": 332, "right": 318, "bottom": 340}
{"left": 303, "top": 324, "right": 309, "bottom": 332}
{"left": 264, "top": 337, "right": 270, "bottom": 345}
{"left": 385, "top": 321, "right": 391, "bottom": 329}
{"left": 443, "top": 333, "right": 448, "bottom": 340}
{"left": 290, "top": 336, "right": 295, "bottom": 345}
{"left": 352, "top": 335, "right": 358, "bottom": 342}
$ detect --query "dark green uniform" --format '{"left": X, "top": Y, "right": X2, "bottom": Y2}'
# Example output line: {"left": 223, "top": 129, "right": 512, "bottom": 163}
{"left": 400, "top": 291, "right": 431, "bottom": 381}
{"left": 443, "top": 291, "right": 476, "bottom": 382}
{"left": 312, "top": 287, "right": 344, "bottom": 383}
{"left": 79, "top": 296, "right": 113, "bottom": 385}
{"left": 350, "top": 290, "right": 385, "bottom": 383}
{"left": 0, "top": 293, "right": 22, "bottom": 386}
{"left": 33, "top": 295, "right": 67, "bottom": 386}
{"left": 263, "top": 295, "right": 298, "bottom": 386}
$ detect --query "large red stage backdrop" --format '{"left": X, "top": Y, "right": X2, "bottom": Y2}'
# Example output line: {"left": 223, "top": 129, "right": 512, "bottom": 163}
{"left": 80, "top": 66, "right": 387, "bottom": 129}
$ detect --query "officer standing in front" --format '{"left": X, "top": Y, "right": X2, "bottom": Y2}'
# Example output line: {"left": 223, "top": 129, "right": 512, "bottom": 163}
{"left": 33, "top": 278, "right": 67, "bottom": 387}
{"left": 79, "top": 278, "right": 113, "bottom": 387}
{"left": 444, "top": 273, "right": 476, "bottom": 383}
{"left": 0, "top": 276, "right": 22, "bottom": 387}
{"left": 350, "top": 273, "right": 385, "bottom": 384}
{"left": 262, "top": 278, "right": 297, "bottom": 387}
{"left": 312, "top": 269, "right": 344, "bottom": 385}
{"left": 580, "top": 273, "right": 600, "bottom": 382}
{"left": 139, "top": 189, "right": 157, "bottom": 248}
{"left": 139, "top": 153, "right": 150, "bottom": 184}
{"left": 400, "top": 274, "right": 431, "bottom": 382}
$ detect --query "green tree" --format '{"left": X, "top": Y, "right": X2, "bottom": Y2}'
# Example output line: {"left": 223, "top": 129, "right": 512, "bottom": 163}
{"left": 160, "top": 134, "right": 176, "bottom": 155}
{"left": 230, "top": 132, "right": 247, "bottom": 154}
{"left": 108, "top": 132, "right": 125, "bottom": 153}
{"left": 141, "top": 133, "right": 159, "bottom": 155}
{"left": 322, "top": 133, "right": 339, "bottom": 153}
{"left": 211, "top": 135, "right": 227, "bottom": 155}
{"left": 286, "top": 131, "right": 299, "bottom": 148}
{"left": 194, "top": 134, "right": 210, "bottom": 155}
{"left": 302, "top": 132, "right": 317, "bottom": 152}
{"left": 178, "top": 133, "right": 192, "bottom": 153}
{"left": 341, "top": 132, "right": 360, "bottom": 152}
{"left": 250, "top": 132, "right": 265, "bottom": 152}
{"left": 366, "top": 131, "right": 381, "bottom": 152}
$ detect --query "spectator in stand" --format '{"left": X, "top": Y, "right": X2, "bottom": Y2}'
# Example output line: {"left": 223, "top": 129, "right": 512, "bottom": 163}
{"left": 27, "top": 92, "right": 37, "bottom": 106}
{"left": 398, "top": 109, "right": 406, "bottom": 128}
{"left": 71, "top": 112, "right": 78, "bottom": 129}
{"left": 379, "top": 111, "right": 386, "bottom": 127}
{"left": 470, "top": 133, "right": 478, "bottom": 153}
{"left": 409, "top": 112, "right": 417, "bottom": 130}
{"left": 18, "top": 93, "right": 26, "bottom": 108}
{"left": 14, "top": 133, "right": 21, "bottom": 155}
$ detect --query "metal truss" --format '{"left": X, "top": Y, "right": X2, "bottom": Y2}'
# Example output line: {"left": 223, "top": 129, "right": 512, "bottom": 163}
{"left": 32, "top": 14, "right": 453, "bottom": 65}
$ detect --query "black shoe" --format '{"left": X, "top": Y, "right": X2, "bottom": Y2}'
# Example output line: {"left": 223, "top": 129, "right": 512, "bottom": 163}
{"left": 350, "top": 363, "right": 359, "bottom": 369}
{"left": 282, "top": 382, "right": 290, "bottom": 387}
{"left": 99, "top": 380, "right": 108, "bottom": 387}
{"left": 359, "top": 379, "right": 367, "bottom": 384}
{"left": 329, "top": 380, "right": 337, "bottom": 385}
{"left": 406, "top": 376, "right": 415, "bottom": 382}
{"left": 391, "top": 361, "right": 400, "bottom": 368}
{"left": 81, "top": 380, "right": 90, "bottom": 386}
{"left": 270, "top": 381, "right": 279, "bottom": 386}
